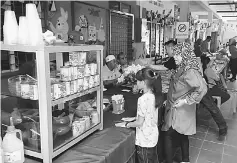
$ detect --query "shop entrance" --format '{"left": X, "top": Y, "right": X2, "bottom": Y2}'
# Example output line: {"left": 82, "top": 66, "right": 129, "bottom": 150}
{"left": 109, "top": 11, "right": 134, "bottom": 62}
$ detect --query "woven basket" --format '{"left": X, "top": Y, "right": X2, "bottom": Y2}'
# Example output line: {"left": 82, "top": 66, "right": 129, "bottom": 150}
{"left": 8, "top": 75, "right": 31, "bottom": 97}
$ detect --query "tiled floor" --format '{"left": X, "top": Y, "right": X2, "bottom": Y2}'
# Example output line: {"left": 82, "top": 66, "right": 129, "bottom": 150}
{"left": 187, "top": 80, "right": 237, "bottom": 163}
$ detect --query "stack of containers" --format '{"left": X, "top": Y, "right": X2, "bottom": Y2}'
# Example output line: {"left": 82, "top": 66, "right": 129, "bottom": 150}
{"left": 3, "top": 3, "right": 43, "bottom": 46}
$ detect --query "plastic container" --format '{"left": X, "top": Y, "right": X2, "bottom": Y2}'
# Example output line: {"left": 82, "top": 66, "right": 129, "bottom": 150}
{"left": 2, "top": 118, "right": 25, "bottom": 163}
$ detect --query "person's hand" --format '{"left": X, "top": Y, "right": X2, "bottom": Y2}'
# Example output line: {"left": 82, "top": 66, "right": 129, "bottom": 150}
{"left": 173, "top": 99, "right": 187, "bottom": 108}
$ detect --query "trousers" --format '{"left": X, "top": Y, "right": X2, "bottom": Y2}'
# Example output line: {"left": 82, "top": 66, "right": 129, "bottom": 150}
{"left": 229, "top": 58, "right": 237, "bottom": 79}
{"left": 200, "top": 91, "right": 227, "bottom": 130}
{"left": 136, "top": 145, "right": 159, "bottom": 163}
{"left": 164, "top": 127, "right": 189, "bottom": 163}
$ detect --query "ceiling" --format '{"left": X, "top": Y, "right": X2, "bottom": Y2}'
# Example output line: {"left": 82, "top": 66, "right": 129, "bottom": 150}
{"left": 208, "top": 0, "right": 237, "bottom": 22}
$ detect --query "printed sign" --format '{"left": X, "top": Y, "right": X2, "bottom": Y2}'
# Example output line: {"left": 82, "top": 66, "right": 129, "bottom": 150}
{"left": 176, "top": 22, "right": 189, "bottom": 39}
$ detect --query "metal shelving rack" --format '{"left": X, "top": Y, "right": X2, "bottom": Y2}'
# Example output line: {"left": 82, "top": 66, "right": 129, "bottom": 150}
{"left": 1, "top": 43, "right": 104, "bottom": 163}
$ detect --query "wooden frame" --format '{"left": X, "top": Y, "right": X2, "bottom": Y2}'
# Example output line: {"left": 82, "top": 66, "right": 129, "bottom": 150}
{"left": 1, "top": 44, "right": 104, "bottom": 163}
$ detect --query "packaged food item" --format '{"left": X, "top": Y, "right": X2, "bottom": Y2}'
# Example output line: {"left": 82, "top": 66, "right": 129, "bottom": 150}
{"left": 91, "top": 111, "right": 99, "bottom": 125}
{"left": 73, "top": 66, "right": 78, "bottom": 80}
{"left": 53, "top": 83, "right": 62, "bottom": 99}
{"left": 73, "top": 80, "right": 78, "bottom": 93}
{"left": 90, "top": 63, "right": 97, "bottom": 75}
{"left": 94, "top": 75, "right": 100, "bottom": 86}
{"left": 70, "top": 66, "right": 74, "bottom": 81}
{"left": 84, "top": 64, "right": 91, "bottom": 77}
{"left": 77, "top": 65, "right": 85, "bottom": 78}
{"left": 60, "top": 82, "right": 67, "bottom": 97}
{"left": 70, "top": 81, "right": 74, "bottom": 95}
{"left": 89, "top": 76, "right": 94, "bottom": 88}
{"left": 51, "top": 84, "right": 54, "bottom": 100}
{"left": 77, "top": 78, "right": 84, "bottom": 92}
{"left": 60, "top": 66, "right": 70, "bottom": 81}
{"left": 65, "top": 81, "right": 71, "bottom": 96}
{"left": 78, "top": 52, "right": 87, "bottom": 65}
{"left": 20, "top": 82, "right": 38, "bottom": 100}
{"left": 82, "top": 116, "right": 90, "bottom": 131}
{"left": 83, "top": 76, "right": 90, "bottom": 90}
{"left": 69, "top": 52, "right": 79, "bottom": 66}
{"left": 72, "top": 119, "right": 85, "bottom": 137}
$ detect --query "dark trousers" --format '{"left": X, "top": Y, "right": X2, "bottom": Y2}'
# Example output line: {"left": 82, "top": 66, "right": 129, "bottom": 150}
{"left": 230, "top": 58, "right": 237, "bottom": 79}
{"left": 164, "top": 127, "right": 189, "bottom": 163}
{"left": 200, "top": 91, "right": 227, "bottom": 130}
{"left": 136, "top": 145, "right": 158, "bottom": 163}
{"left": 209, "top": 85, "right": 230, "bottom": 104}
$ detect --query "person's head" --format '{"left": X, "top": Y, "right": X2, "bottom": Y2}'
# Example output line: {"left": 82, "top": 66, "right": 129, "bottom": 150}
{"left": 117, "top": 52, "right": 127, "bottom": 66}
{"left": 206, "top": 36, "right": 212, "bottom": 42}
{"left": 173, "top": 42, "right": 196, "bottom": 66}
{"left": 164, "top": 40, "right": 177, "bottom": 57}
{"left": 229, "top": 38, "right": 236, "bottom": 46}
{"left": 105, "top": 55, "right": 116, "bottom": 71}
{"left": 136, "top": 68, "right": 164, "bottom": 108}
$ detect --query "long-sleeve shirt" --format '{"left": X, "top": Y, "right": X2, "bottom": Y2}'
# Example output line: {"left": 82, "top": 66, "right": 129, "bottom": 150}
{"left": 162, "top": 68, "right": 205, "bottom": 135}
{"left": 201, "top": 40, "right": 210, "bottom": 53}
{"left": 229, "top": 45, "right": 237, "bottom": 59}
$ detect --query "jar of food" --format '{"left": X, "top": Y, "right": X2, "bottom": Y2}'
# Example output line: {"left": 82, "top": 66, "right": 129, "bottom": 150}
{"left": 60, "top": 66, "right": 70, "bottom": 81}
{"left": 91, "top": 111, "right": 99, "bottom": 125}
{"left": 83, "top": 76, "right": 90, "bottom": 90}
{"left": 73, "top": 66, "right": 78, "bottom": 80}
{"left": 77, "top": 65, "right": 85, "bottom": 78}
{"left": 77, "top": 78, "right": 84, "bottom": 92}
{"left": 84, "top": 64, "right": 91, "bottom": 77}
{"left": 82, "top": 116, "right": 90, "bottom": 131}
{"left": 89, "top": 76, "right": 94, "bottom": 88}
{"left": 78, "top": 52, "right": 87, "bottom": 65}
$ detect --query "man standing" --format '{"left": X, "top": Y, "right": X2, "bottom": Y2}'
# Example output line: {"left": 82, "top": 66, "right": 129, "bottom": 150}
{"left": 201, "top": 36, "right": 212, "bottom": 55}
{"left": 149, "top": 40, "right": 177, "bottom": 71}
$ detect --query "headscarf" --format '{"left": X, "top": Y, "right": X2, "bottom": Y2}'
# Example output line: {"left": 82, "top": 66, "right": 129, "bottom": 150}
{"left": 173, "top": 42, "right": 202, "bottom": 75}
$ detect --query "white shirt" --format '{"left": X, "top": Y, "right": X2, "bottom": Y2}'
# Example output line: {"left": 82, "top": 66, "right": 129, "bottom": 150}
{"left": 102, "top": 65, "right": 121, "bottom": 81}
{"left": 135, "top": 92, "right": 158, "bottom": 148}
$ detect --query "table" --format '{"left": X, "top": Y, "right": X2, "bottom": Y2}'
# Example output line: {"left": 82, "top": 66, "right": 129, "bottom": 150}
{"left": 24, "top": 87, "right": 139, "bottom": 163}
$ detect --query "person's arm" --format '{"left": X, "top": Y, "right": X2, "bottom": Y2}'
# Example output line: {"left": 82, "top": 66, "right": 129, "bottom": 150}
{"left": 220, "top": 74, "right": 227, "bottom": 89}
{"left": 184, "top": 69, "right": 207, "bottom": 104}
{"left": 149, "top": 64, "right": 168, "bottom": 71}
{"left": 126, "top": 97, "right": 146, "bottom": 128}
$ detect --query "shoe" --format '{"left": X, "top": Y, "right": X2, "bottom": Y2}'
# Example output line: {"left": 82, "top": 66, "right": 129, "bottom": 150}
{"left": 218, "top": 127, "right": 228, "bottom": 141}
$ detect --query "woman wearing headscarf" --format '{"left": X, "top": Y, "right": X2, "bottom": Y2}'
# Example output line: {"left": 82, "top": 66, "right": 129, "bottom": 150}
{"left": 162, "top": 42, "right": 207, "bottom": 163}
{"left": 194, "top": 39, "right": 203, "bottom": 57}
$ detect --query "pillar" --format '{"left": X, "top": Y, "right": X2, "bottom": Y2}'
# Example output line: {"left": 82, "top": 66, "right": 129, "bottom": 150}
{"left": 206, "top": 11, "right": 213, "bottom": 37}
{"left": 177, "top": 1, "right": 190, "bottom": 43}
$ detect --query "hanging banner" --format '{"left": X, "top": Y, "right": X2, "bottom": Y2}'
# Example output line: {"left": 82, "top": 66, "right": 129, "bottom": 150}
{"left": 176, "top": 22, "right": 189, "bottom": 39}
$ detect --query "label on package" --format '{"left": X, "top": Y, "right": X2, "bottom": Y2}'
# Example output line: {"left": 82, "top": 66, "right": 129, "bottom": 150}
{"left": 4, "top": 150, "right": 22, "bottom": 163}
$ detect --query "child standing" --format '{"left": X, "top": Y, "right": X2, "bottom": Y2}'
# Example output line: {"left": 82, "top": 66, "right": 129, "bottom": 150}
{"left": 125, "top": 68, "right": 164, "bottom": 163}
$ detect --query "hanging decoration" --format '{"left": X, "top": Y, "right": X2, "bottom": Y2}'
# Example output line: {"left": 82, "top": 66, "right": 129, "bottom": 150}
{"left": 48, "top": 0, "right": 56, "bottom": 19}
{"left": 1, "top": 0, "right": 11, "bottom": 10}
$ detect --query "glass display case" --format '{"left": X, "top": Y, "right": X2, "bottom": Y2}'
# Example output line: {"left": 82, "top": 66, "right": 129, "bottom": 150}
{"left": 1, "top": 44, "right": 104, "bottom": 163}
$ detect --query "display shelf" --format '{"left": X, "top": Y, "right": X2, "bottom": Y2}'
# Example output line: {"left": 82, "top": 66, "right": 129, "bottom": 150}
{"left": 1, "top": 43, "right": 104, "bottom": 163}
{"left": 1, "top": 43, "right": 103, "bottom": 53}
{"left": 53, "top": 123, "right": 101, "bottom": 158}
{"left": 52, "top": 86, "right": 100, "bottom": 106}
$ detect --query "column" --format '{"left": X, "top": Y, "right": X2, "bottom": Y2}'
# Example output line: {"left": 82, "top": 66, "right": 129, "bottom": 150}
{"left": 177, "top": 1, "right": 190, "bottom": 43}
{"left": 206, "top": 11, "right": 213, "bottom": 37}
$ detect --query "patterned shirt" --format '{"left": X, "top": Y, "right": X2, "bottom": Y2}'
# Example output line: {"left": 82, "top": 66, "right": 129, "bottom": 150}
{"left": 135, "top": 92, "right": 158, "bottom": 148}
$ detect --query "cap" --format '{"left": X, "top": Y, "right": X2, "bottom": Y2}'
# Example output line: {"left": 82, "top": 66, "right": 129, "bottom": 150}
{"left": 105, "top": 55, "right": 115, "bottom": 63}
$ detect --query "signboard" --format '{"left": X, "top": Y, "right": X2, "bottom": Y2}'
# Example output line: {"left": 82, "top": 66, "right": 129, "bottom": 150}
{"left": 176, "top": 22, "right": 189, "bottom": 39}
